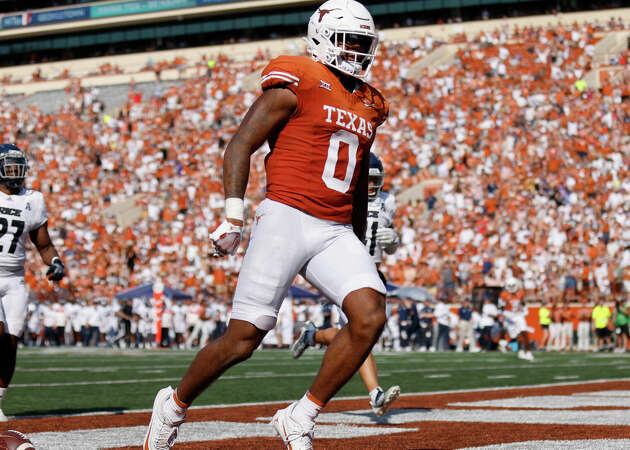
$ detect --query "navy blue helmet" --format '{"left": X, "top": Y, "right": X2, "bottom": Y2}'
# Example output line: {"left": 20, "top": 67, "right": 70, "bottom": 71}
{"left": 368, "top": 152, "right": 385, "bottom": 198}
{"left": 0, "top": 143, "right": 28, "bottom": 190}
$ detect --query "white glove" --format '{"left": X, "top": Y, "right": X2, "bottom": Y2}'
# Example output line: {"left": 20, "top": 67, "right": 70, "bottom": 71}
{"left": 210, "top": 220, "right": 242, "bottom": 257}
{"left": 375, "top": 227, "right": 398, "bottom": 246}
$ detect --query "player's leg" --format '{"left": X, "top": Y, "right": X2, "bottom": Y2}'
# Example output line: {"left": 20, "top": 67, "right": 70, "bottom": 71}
{"left": 185, "top": 320, "right": 200, "bottom": 348}
{"left": 517, "top": 331, "right": 534, "bottom": 361}
{"left": 176, "top": 319, "right": 267, "bottom": 403}
{"left": 280, "top": 226, "right": 386, "bottom": 428}
{"left": 358, "top": 352, "right": 379, "bottom": 392}
{"left": 304, "top": 289, "right": 385, "bottom": 403}
{"left": 177, "top": 200, "right": 304, "bottom": 403}
{"left": 313, "top": 327, "right": 338, "bottom": 345}
{"left": 0, "top": 327, "right": 17, "bottom": 422}
{"left": 0, "top": 278, "right": 28, "bottom": 421}
{"left": 298, "top": 316, "right": 399, "bottom": 416}
{"left": 145, "top": 199, "right": 306, "bottom": 449}
{"left": 328, "top": 305, "right": 399, "bottom": 416}
{"left": 357, "top": 352, "right": 400, "bottom": 416}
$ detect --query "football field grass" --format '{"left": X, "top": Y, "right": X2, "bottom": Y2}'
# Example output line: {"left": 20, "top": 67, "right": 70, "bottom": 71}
{"left": 6, "top": 347, "right": 630, "bottom": 418}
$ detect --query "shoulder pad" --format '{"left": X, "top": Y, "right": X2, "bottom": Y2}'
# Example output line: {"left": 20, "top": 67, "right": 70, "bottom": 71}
{"left": 261, "top": 56, "right": 323, "bottom": 92}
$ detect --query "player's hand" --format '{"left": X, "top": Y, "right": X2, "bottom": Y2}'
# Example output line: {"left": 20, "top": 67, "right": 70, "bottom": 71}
{"left": 46, "top": 257, "right": 65, "bottom": 281}
{"left": 375, "top": 227, "right": 398, "bottom": 246}
{"left": 210, "top": 220, "right": 242, "bottom": 257}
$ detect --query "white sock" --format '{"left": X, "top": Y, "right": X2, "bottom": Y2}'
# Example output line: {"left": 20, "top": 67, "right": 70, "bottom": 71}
{"left": 369, "top": 386, "right": 383, "bottom": 405}
{"left": 0, "top": 387, "right": 6, "bottom": 409}
{"left": 292, "top": 392, "right": 323, "bottom": 425}
{"left": 165, "top": 389, "right": 188, "bottom": 421}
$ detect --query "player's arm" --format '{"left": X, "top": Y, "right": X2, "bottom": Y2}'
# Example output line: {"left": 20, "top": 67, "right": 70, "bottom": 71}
{"left": 29, "top": 222, "right": 65, "bottom": 281}
{"left": 210, "top": 87, "right": 297, "bottom": 256}
{"left": 223, "top": 87, "right": 297, "bottom": 206}
{"left": 352, "top": 150, "right": 370, "bottom": 241}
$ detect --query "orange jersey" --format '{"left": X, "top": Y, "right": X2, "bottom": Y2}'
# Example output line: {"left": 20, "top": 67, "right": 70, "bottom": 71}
{"left": 260, "top": 56, "right": 389, "bottom": 223}
{"left": 501, "top": 290, "right": 525, "bottom": 312}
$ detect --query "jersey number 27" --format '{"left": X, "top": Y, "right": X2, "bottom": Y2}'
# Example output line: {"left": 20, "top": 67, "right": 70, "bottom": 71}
{"left": 0, "top": 217, "right": 24, "bottom": 254}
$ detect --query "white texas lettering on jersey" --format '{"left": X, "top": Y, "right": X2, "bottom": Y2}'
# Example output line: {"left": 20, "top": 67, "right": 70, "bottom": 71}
{"left": 322, "top": 105, "right": 374, "bottom": 139}
{"left": 0, "top": 189, "right": 47, "bottom": 270}
{"left": 364, "top": 191, "right": 397, "bottom": 264}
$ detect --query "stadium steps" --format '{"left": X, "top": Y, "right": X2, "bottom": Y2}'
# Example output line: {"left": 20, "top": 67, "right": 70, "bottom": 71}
{"left": 584, "top": 30, "right": 629, "bottom": 89}
{"left": 102, "top": 194, "right": 145, "bottom": 229}
{"left": 11, "top": 81, "right": 175, "bottom": 115}
{"left": 0, "top": 37, "right": 305, "bottom": 96}
{"left": 592, "top": 30, "right": 630, "bottom": 65}
{"left": 406, "top": 44, "right": 460, "bottom": 79}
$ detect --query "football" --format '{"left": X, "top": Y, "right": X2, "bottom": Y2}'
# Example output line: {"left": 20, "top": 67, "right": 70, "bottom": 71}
{"left": 0, "top": 430, "right": 35, "bottom": 450}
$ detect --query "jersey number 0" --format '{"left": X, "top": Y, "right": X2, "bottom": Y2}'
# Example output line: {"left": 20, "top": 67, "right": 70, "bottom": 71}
{"left": 321, "top": 130, "right": 359, "bottom": 193}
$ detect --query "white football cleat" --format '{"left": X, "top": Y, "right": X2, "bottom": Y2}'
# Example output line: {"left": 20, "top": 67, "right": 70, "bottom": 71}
{"left": 371, "top": 385, "right": 400, "bottom": 417}
{"left": 271, "top": 402, "right": 314, "bottom": 450}
{"left": 143, "top": 386, "right": 185, "bottom": 450}
{"left": 291, "top": 321, "right": 316, "bottom": 359}
{"left": 518, "top": 350, "right": 535, "bottom": 361}
{"left": 0, "top": 408, "right": 7, "bottom": 422}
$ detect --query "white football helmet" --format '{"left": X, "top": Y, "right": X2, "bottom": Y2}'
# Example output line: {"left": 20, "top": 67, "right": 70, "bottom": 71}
{"left": 506, "top": 277, "right": 521, "bottom": 294}
{"left": 306, "top": 0, "right": 378, "bottom": 80}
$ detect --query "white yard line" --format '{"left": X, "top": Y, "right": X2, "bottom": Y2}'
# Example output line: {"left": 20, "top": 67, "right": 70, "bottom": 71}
{"left": 299, "top": 408, "right": 630, "bottom": 426}
{"left": 451, "top": 390, "right": 630, "bottom": 409}
{"left": 462, "top": 440, "right": 630, "bottom": 450}
{"left": 28, "top": 405, "right": 630, "bottom": 449}
{"left": 27, "top": 420, "right": 415, "bottom": 450}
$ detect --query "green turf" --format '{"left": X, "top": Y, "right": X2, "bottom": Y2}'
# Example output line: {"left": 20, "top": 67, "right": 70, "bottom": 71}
{"left": 5, "top": 347, "right": 630, "bottom": 417}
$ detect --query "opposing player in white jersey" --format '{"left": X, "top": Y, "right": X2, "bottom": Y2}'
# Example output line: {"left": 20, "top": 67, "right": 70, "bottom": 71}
{"left": 171, "top": 300, "right": 187, "bottom": 349}
{"left": 292, "top": 152, "right": 401, "bottom": 416}
{"left": 0, "top": 144, "right": 65, "bottom": 421}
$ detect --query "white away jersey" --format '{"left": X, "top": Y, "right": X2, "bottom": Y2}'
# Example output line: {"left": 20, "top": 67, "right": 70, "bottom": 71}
{"left": 364, "top": 191, "right": 397, "bottom": 263}
{"left": 0, "top": 189, "right": 47, "bottom": 270}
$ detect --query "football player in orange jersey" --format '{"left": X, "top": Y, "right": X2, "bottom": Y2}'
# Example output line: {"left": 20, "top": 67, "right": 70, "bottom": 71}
{"left": 499, "top": 277, "right": 534, "bottom": 361}
{"left": 144, "top": 1, "right": 388, "bottom": 449}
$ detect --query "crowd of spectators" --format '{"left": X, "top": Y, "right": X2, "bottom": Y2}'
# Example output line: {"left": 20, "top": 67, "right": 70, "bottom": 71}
{"left": 23, "top": 288, "right": 630, "bottom": 355}
{"left": 0, "top": 16, "right": 628, "bottom": 350}
{"left": 23, "top": 292, "right": 230, "bottom": 350}
{"left": 295, "top": 294, "right": 630, "bottom": 354}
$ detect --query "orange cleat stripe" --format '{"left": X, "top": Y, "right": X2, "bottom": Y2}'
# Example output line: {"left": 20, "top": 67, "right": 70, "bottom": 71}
{"left": 144, "top": 424, "right": 152, "bottom": 450}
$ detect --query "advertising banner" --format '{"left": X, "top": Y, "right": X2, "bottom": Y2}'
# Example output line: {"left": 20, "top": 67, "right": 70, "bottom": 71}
{"left": 196, "top": 0, "right": 241, "bottom": 5}
{"left": 30, "top": 7, "right": 90, "bottom": 25}
{"left": 90, "top": 0, "right": 198, "bottom": 18}
{"left": 0, "top": 0, "right": 238, "bottom": 30}
{"left": 1, "top": 13, "right": 30, "bottom": 29}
